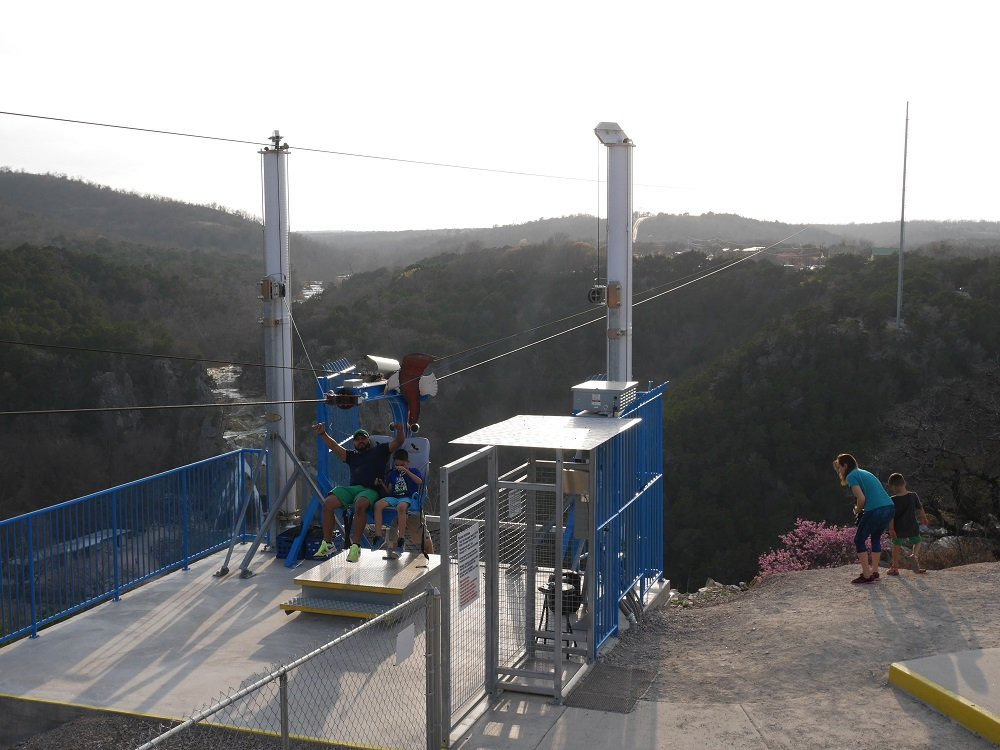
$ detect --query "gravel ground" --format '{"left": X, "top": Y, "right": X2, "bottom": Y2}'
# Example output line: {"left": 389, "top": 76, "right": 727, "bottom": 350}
{"left": 8, "top": 561, "right": 1000, "bottom": 749}
{"left": 5, "top": 714, "right": 332, "bottom": 750}
{"left": 602, "top": 560, "right": 1000, "bottom": 749}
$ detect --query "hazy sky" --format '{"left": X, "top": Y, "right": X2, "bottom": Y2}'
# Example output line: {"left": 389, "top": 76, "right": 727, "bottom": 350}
{"left": 2, "top": 1, "right": 997, "bottom": 232}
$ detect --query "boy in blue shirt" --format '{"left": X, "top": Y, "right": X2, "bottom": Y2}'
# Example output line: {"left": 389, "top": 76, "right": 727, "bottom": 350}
{"left": 373, "top": 449, "right": 423, "bottom": 560}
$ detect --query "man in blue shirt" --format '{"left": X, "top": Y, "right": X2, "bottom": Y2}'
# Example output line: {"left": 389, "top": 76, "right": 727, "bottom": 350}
{"left": 313, "top": 422, "right": 404, "bottom": 561}
{"left": 833, "top": 453, "right": 895, "bottom": 584}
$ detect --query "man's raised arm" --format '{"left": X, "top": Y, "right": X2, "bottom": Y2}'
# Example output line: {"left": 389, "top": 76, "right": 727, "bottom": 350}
{"left": 313, "top": 422, "right": 347, "bottom": 462}
{"left": 388, "top": 421, "right": 405, "bottom": 452}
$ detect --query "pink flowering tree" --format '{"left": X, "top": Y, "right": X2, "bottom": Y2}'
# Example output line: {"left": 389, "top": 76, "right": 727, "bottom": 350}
{"left": 757, "top": 518, "right": 888, "bottom": 578}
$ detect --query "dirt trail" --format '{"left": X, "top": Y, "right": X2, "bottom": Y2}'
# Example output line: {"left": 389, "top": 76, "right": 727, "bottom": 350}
{"left": 603, "top": 561, "right": 1000, "bottom": 748}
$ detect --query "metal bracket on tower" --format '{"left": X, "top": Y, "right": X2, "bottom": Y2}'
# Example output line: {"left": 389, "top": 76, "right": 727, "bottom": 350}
{"left": 265, "top": 129, "right": 289, "bottom": 152}
{"left": 606, "top": 282, "right": 622, "bottom": 309}
{"left": 259, "top": 277, "right": 287, "bottom": 300}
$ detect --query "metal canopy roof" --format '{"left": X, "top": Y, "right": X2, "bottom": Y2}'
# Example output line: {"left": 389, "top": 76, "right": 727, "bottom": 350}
{"left": 450, "top": 414, "right": 641, "bottom": 451}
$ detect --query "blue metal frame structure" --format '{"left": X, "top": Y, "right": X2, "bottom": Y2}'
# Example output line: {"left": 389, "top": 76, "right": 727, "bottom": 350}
{"left": 591, "top": 384, "right": 665, "bottom": 654}
{"left": 0, "top": 448, "right": 263, "bottom": 645}
{"left": 279, "top": 370, "right": 425, "bottom": 565}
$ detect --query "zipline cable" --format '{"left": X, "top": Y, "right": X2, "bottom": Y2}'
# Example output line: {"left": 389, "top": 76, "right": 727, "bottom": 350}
{"left": 0, "top": 397, "right": 321, "bottom": 418}
{"left": 0, "top": 338, "right": 319, "bottom": 374}
{"left": 0, "top": 109, "right": 685, "bottom": 190}
{"left": 439, "top": 228, "right": 810, "bottom": 381}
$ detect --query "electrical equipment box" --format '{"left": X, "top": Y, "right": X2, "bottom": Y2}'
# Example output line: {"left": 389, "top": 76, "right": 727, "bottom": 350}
{"left": 571, "top": 380, "right": 638, "bottom": 417}
{"left": 587, "top": 285, "right": 607, "bottom": 305}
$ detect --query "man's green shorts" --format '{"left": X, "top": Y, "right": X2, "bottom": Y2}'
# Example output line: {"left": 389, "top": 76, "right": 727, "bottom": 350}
{"left": 328, "top": 485, "right": 379, "bottom": 507}
{"left": 891, "top": 534, "right": 922, "bottom": 546}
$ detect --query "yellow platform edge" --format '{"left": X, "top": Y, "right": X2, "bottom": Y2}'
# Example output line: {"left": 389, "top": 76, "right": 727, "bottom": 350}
{"left": 294, "top": 580, "right": 407, "bottom": 595}
{"left": 279, "top": 603, "right": 376, "bottom": 619}
{"left": 889, "top": 662, "right": 1000, "bottom": 745}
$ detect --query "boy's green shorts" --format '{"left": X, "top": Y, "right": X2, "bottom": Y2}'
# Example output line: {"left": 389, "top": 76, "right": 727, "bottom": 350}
{"left": 891, "top": 534, "right": 922, "bottom": 546}
{"left": 328, "top": 485, "right": 379, "bottom": 506}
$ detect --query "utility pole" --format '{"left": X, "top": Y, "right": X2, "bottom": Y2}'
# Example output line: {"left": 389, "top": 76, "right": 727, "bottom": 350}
{"left": 594, "top": 122, "right": 635, "bottom": 382}
{"left": 260, "top": 131, "right": 296, "bottom": 534}
{"left": 896, "top": 102, "right": 909, "bottom": 331}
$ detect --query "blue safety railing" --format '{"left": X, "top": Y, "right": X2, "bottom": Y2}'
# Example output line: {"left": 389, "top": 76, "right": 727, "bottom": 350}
{"left": 592, "top": 384, "right": 666, "bottom": 655}
{"left": 0, "top": 448, "right": 264, "bottom": 646}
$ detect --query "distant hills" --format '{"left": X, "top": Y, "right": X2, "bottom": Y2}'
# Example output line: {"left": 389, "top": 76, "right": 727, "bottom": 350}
{"left": 4, "top": 169, "right": 998, "bottom": 282}
{"left": 304, "top": 213, "right": 1000, "bottom": 270}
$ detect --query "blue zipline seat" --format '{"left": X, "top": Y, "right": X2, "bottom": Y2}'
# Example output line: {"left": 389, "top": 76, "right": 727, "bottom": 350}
{"left": 346, "top": 434, "right": 430, "bottom": 548}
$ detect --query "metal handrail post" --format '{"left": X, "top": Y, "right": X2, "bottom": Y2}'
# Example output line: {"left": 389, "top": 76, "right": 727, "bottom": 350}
{"left": 279, "top": 672, "right": 289, "bottom": 750}
{"left": 525, "top": 451, "right": 536, "bottom": 657}
{"left": 26, "top": 515, "right": 38, "bottom": 638}
{"left": 181, "top": 470, "right": 190, "bottom": 570}
{"left": 485, "top": 447, "right": 499, "bottom": 697}
{"left": 553, "top": 449, "right": 564, "bottom": 700}
{"left": 112, "top": 490, "right": 120, "bottom": 601}
{"left": 426, "top": 586, "right": 443, "bottom": 750}
{"left": 438, "top": 465, "right": 452, "bottom": 743}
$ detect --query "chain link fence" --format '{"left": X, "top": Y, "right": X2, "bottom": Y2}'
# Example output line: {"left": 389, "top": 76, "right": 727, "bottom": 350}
{"left": 437, "top": 456, "right": 536, "bottom": 726}
{"left": 134, "top": 588, "right": 442, "bottom": 750}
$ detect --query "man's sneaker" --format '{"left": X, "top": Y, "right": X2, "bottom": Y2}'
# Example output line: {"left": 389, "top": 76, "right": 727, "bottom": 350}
{"left": 346, "top": 543, "right": 361, "bottom": 563}
{"left": 315, "top": 540, "right": 333, "bottom": 558}
{"left": 886, "top": 568, "right": 900, "bottom": 576}
{"left": 851, "top": 574, "right": 875, "bottom": 585}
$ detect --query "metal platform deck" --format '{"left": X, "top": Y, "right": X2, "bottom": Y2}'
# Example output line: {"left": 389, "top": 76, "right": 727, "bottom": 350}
{"left": 281, "top": 547, "right": 441, "bottom": 618}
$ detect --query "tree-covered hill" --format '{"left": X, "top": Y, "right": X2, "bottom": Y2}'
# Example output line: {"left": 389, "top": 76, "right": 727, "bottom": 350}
{"left": 0, "top": 168, "right": 336, "bottom": 284}
{"left": 0, "top": 168, "right": 260, "bottom": 254}
{"left": 0, "top": 243, "right": 249, "bottom": 517}
{"left": 292, "top": 246, "right": 1000, "bottom": 587}
{"left": 3, "top": 170, "right": 1000, "bottom": 588}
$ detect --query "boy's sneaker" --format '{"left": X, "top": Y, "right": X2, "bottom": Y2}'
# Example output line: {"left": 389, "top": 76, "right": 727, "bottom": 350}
{"left": 315, "top": 540, "right": 333, "bottom": 558}
{"left": 371, "top": 536, "right": 384, "bottom": 551}
{"left": 346, "top": 543, "right": 361, "bottom": 563}
{"left": 383, "top": 545, "right": 400, "bottom": 560}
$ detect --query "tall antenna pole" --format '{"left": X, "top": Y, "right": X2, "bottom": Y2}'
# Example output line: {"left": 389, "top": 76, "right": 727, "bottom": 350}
{"left": 260, "top": 130, "right": 296, "bottom": 532}
{"left": 896, "top": 102, "right": 909, "bottom": 331}
{"left": 593, "top": 122, "right": 634, "bottom": 382}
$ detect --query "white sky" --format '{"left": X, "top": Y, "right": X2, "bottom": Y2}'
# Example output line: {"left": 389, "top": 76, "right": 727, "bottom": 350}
{"left": 2, "top": 1, "right": 998, "bottom": 231}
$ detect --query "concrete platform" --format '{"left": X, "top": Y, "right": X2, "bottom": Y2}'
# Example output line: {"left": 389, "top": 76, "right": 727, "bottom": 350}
{"left": 3, "top": 552, "right": 998, "bottom": 750}
{"left": 281, "top": 547, "right": 441, "bottom": 618}
{"left": 890, "top": 648, "right": 1000, "bottom": 745}
{"left": 0, "top": 550, "right": 361, "bottom": 725}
